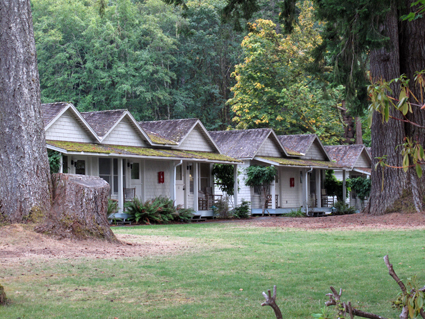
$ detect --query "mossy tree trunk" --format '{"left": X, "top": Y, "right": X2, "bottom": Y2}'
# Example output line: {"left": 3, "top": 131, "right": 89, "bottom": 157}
{"left": 0, "top": 0, "right": 51, "bottom": 222}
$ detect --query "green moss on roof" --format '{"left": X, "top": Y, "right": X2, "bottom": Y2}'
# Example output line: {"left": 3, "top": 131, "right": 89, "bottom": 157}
{"left": 184, "top": 151, "right": 242, "bottom": 163}
{"left": 284, "top": 148, "right": 303, "bottom": 156}
{"left": 47, "top": 141, "right": 114, "bottom": 154}
{"left": 258, "top": 157, "right": 343, "bottom": 168}
{"left": 146, "top": 133, "right": 177, "bottom": 145}
{"left": 46, "top": 141, "right": 240, "bottom": 163}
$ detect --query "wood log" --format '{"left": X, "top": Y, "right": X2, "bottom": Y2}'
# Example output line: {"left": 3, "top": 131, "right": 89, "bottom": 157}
{"left": 35, "top": 174, "right": 118, "bottom": 243}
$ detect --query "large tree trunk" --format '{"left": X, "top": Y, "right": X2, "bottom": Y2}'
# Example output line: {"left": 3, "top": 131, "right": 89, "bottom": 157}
{"left": 0, "top": 1, "right": 51, "bottom": 222}
{"left": 367, "top": 1, "right": 425, "bottom": 215}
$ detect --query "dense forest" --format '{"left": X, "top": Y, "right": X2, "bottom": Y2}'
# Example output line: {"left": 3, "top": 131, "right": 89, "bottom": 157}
{"left": 32, "top": 0, "right": 368, "bottom": 144}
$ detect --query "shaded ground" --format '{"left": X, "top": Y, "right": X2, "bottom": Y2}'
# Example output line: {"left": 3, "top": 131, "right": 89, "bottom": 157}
{"left": 1, "top": 213, "right": 424, "bottom": 266}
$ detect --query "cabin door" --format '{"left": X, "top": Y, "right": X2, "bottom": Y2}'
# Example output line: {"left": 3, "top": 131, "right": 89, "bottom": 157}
{"left": 176, "top": 164, "right": 184, "bottom": 206}
{"left": 130, "top": 160, "right": 142, "bottom": 199}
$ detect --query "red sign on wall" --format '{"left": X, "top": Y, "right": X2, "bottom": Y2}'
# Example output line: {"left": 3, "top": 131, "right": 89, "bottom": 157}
{"left": 158, "top": 171, "right": 164, "bottom": 183}
{"left": 290, "top": 177, "right": 295, "bottom": 188}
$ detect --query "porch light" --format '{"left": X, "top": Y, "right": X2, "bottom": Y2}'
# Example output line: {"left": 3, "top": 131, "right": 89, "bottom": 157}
{"left": 127, "top": 162, "right": 133, "bottom": 169}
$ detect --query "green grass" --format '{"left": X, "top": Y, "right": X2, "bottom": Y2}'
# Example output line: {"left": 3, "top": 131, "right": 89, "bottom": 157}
{"left": 1, "top": 223, "right": 425, "bottom": 318}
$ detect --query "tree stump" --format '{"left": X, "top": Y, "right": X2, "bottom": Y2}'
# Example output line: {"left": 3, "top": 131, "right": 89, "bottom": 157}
{"left": 35, "top": 174, "right": 118, "bottom": 243}
{"left": 0, "top": 283, "right": 6, "bottom": 305}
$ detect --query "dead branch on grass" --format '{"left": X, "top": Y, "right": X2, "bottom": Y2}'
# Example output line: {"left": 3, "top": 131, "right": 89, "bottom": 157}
{"left": 261, "top": 285, "right": 283, "bottom": 319}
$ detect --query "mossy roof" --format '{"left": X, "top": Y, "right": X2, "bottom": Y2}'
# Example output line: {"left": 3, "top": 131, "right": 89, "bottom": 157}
{"left": 258, "top": 156, "right": 344, "bottom": 169}
{"left": 47, "top": 140, "right": 241, "bottom": 163}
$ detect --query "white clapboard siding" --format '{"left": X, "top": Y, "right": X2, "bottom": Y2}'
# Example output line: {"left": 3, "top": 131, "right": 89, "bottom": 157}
{"left": 178, "top": 126, "right": 214, "bottom": 152}
{"left": 279, "top": 168, "right": 302, "bottom": 207}
{"left": 102, "top": 117, "right": 146, "bottom": 147}
{"left": 257, "top": 137, "right": 282, "bottom": 157}
{"left": 46, "top": 110, "right": 93, "bottom": 143}
{"left": 355, "top": 150, "right": 370, "bottom": 167}
{"left": 144, "top": 160, "right": 171, "bottom": 199}
{"left": 304, "top": 140, "right": 326, "bottom": 160}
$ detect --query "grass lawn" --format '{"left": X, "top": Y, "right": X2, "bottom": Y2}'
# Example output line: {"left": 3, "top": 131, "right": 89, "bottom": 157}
{"left": 1, "top": 223, "right": 425, "bottom": 318}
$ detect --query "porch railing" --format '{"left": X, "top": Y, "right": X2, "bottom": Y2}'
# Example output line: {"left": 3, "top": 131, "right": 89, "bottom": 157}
{"left": 198, "top": 194, "right": 222, "bottom": 210}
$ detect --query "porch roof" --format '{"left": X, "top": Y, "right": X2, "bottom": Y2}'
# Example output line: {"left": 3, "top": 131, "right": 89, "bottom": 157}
{"left": 46, "top": 140, "right": 241, "bottom": 164}
{"left": 256, "top": 156, "right": 344, "bottom": 169}
{"left": 324, "top": 144, "right": 371, "bottom": 169}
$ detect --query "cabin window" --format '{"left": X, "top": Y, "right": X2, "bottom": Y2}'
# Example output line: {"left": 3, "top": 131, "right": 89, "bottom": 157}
{"left": 254, "top": 186, "right": 261, "bottom": 195}
{"left": 131, "top": 163, "right": 140, "bottom": 180}
{"left": 75, "top": 160, "right": 85, "bottom": 175}
{"left": 99, "top": 158, "right": 126, "bottom": 194}
{"left": 176, "top": 165, "right": 182, "bottom": 181}
{"left": 188, "top": 164, "right": 194, "bottom": 193}
{"left": 200, "top": 163, "right": 210, "bottom": 190}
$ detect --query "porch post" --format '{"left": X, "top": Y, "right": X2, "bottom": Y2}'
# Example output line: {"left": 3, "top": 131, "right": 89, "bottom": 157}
{"left": 342, "top": 170, "right": 347, "bottom": 204}
{"left": 304, "top": 169, "right": 309, "bottom": 215}
{"left": 59, "top": 154, "right": 63, "bottom": 173}
{"left": 194, "top": 163, "right": 199, "bottom": 211}
{"left": 316, "top": 169, "right": 321, "bottom": 208}
{"left": 142, "top": 160, "right": 146, "bottom": 202}
{"left": 271, "top": 166, "right": 276, "bottom": 210}
{"left": 184, "top": 162, "right": 188, "bottom": 209}
{"left": 233, "top": 164, "right": 238, "bottom": 207}
{"left": 118, "top": 158, "right": 124, "bottom": 213}
{"left": 170, "top": 161, "right": 176, "bottom": 203}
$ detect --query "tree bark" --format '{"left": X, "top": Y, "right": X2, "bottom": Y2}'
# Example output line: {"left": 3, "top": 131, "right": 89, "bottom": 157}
{"left": 366, "top": 1, "right": 425, "bottom": 215}
{"left": 355, "top": 117, "right": 363, "bottom": 144}
{"left": 0, "top": 0, "right": 51, "bottom": 222}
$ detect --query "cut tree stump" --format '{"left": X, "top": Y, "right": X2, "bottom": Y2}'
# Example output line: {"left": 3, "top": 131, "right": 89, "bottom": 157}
{"left": 35, "top": 174, "right": 118, "bottom": 243}
{"left": 0, "top": 283, "right": 6, "bottom": 305}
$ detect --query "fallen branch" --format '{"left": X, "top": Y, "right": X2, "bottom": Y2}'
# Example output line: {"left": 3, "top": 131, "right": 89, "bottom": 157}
{"left": 261, "top": 285, "right": 283, "bottom": 319}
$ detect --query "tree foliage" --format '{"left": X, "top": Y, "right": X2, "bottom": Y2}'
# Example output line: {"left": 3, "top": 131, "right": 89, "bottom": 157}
{"left": 32, "top": 0, "right": 243, "bottom": 128}
{"left": 228, "top": 3, "right": 344, "bottom": 144}
{"left": 212, "top": 164, "right": 236, "bottom": 196}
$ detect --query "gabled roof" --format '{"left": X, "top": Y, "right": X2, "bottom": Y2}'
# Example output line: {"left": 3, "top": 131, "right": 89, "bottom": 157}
{"left": 82, "top": 110, "right": 151, "bottom": 144}
{"left": 139, "top": 118, "right": 199, "bottom": 144}
{"left": 41, "top": 102, "right": 69, "bottom": 127}
{"left": 256, "top": 156, "right": 344, "bottom": 169}
{"left": 277, "top": 134, "right": 315, "bottom": 155}
{"left": 324, "top": 144, "right": 372, "bottom": 169}
{"left": 139, "top": 118, "right": 220, "bottom": 151}
{"left": 209, "top": 129, "right": 288, "bottom": 159}
{"left": 41, "top": 102, "right": 100, "bottom": 142}
{"left": 81, "top": 110, "right": 126, "bottom": 138}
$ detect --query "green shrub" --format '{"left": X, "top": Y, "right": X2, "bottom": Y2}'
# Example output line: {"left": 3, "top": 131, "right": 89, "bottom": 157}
{"left": 107, "top": 199, "right": 118, "bottom": 217}
{"left": 176, "top": 207, "right": 194, "bottom": 223}
{"left": 283, "top": 207, "right": 306, "bottom": 217}
{"left": 232, "top": 200, "right": 251, "bottom": 219}
{"left": 333, "top": 201, "right": 356, "bottom": 215}
{"left": 212, "top": 197, "right": 232, "bottom": 219}
{"left": 126, "top": 196, "right": 180, "bottom": 224}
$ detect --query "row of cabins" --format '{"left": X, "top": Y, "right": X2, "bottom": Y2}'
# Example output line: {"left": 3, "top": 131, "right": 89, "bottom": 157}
{"left": 42, "top": 103, "right": 372, "bottom": 216}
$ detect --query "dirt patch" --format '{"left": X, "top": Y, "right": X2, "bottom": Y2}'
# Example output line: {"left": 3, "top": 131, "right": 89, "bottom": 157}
{"left": 0, "top": 224, "right": 199, "bottom": 267}
{"left": 237, "top": 212, "right": 425, "bottom": 230}
{"left": 1, "top": 213, "right": 423, "bottom": 266}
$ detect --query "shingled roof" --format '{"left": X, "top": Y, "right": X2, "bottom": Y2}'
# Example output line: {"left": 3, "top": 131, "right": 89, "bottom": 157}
{"left": 209, "top": 129, "right": 283, "bottom": 159}
{"left": 277, "top": 134, "right": 316, "bottom": 155}
{"left": 324, "top": 144, "right": 370, "bottom": 169}
{"left": 81, "top": 110, "right": 127, "bottom": 138}
{"left": 138, "top": 118, "right": 199, "bottom": 144}
{"left": 41, "top": 102, "right": 70, "bottom": 127}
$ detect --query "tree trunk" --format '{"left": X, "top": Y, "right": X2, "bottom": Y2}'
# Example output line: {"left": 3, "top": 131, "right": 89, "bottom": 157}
{"left": 0, "top": 0, "right": 51, "bottom": 222}
{"left": 367, "top": 1, "right": 425, "bottom": 215}
{"left": 355, "top": 117, "right": 363, "bottom": 145}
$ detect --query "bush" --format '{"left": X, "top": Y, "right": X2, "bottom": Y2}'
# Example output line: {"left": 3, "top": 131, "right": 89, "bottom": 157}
{"left": 107, "top": 199, "right": 118, "bottom": 217}
{"left": 283, "top": 207, "right": 306, "bottom": 217}
{"left": 212, "top": 197, "right": 232, "bottom": 219}
{"left": 333, "top": 201, "right": 356, "bottom": 215}
{"left": 232, "top": 200, "right": 251, "bottom": 219}
{"left": 126, "top": 196, "right": 178, "bottom": 224}
{"left": 176, "top": 207, "right": 194, "bottom": 223}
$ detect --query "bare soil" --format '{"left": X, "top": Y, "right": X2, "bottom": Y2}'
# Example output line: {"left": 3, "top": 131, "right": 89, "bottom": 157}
{"left": 1, "top": 213, "right": 424, "bottom": 266}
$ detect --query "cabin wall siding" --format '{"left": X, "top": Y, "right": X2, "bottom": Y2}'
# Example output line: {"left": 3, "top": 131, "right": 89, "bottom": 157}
{"left": 257, "top": 138, "right": 282, "bottom": 157}
{"left": 355, "top": 151, "right": 370, "bottom": 167}
{"left": 144, "top": 160, "right": 171, "bottom": 199}
{"left": 304, "top": 140, "right": 326, "bottom": 160}
{"left": 46, "top": 110, "right": 92, "bottom": 143}
{"left": 178, "top": 126, "right": 214, "bottom": 152}
{"left": 102, "top": 117, "right": 146, "bottom": 147}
